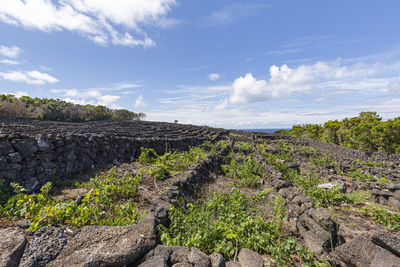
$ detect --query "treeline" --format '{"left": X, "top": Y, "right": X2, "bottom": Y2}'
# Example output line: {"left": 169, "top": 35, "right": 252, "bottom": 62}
{"left": 0, "top": 94, "right": 145, "bottom": 122}
{"left": 277, "top": 112, "right": 400, "bottom": 154}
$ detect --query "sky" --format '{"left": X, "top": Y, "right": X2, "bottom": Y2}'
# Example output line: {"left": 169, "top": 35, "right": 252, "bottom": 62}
{"left": 0, "top": 0, "right": 400, "bottom": 129}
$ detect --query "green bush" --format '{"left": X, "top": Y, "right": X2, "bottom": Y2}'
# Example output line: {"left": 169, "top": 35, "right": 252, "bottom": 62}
{"left": 1, "top": 167, "right": 143, "bottom": 232}
{"left": 138, "top": 145, "right": 210, "bottom": 179}
{"left": 280, "top": 112, "right": 400, "bottom": 154}
{"left": 0, "top": 94, "right": 145, "bottom": 122}
{"left": 345, "top": 169, "right": 378, "bottom": 182}
{"left": 158, "top": 189, "right": 327, "bottom": 266}
{"left": 260, "top": 147, "right": 367, "bottom": 207}
{"left": 222, "top": 157, "right": 264, "bottom": 187}
{"left": 358, "top": 205, "right": 400, "bottom": 229}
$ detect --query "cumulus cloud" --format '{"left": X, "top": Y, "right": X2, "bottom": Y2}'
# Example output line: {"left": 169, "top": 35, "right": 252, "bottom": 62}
{"left": 0, "top": 70, "right": 58, "bottom": 85}
{"left": 0, "top": 59, "right": 19, "bottom": 65}
{"left": 224, "top": 60, "right": 396, "bottom": 106}
{"left": 208, "top": 73, "right": 220, "bottom": 81}
{"left": 0, "top": 0, "right": 176, "bottom": 47}
{"left": 0, "top": 45, "right": 22, "bottom": 58}
{"left": 52, "top": 88, "right": 122, "bottom": 108}
{"left": 134, "top": 95, "right": 147, "bottom": 108}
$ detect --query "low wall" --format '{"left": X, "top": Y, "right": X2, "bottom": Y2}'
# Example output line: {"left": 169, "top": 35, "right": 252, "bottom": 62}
{"left": 0, "top": 133, "right": 211, "bottom": 192}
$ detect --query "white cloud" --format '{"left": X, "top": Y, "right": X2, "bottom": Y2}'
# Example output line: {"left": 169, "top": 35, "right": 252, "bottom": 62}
{"left": 0, "top": 59, "right": 19, "bottom": 65}
{"left": 202, "top": 3, "right": 268, "bottom": 27}
{"left": 0, "top": 0, "right": 176, "bottom": 47}
{"left": 0, "top": 45, "right": 22, "bottom": 58}
{"left": 134, "top": 95, "right": 147, "bottom": 108}
{"left": 2, "top": 90, "right": 28, "bottom": 98}
{"left": 99, "top": 95, "right": 121, "bottom": 106}
{"left": 224, "top": 60, "right": 400, "bottom": 106}
{"left": 149, "top": 56, "right": 400, "bottom": 128}
{"left": 208, "top": 73, "right": 220, "bottom": 81}
{"left": 0, "top": 70, "right": 59, "bottom": 85}
{"left": 53, "top": 88, "right": 122, "bottom": 108}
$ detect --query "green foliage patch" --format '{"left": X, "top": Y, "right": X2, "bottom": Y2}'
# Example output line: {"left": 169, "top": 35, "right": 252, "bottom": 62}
{"left": 0, "top": 94, "right": 144, "bottom": 122}
{"left": 260, "top": 147, "right": 367, "bottom": 207}
{"left": 357, "top": 204, "right": 400, "bottom": 229}
{"left": 344, "top": 169, "right": 378, "bottom": 182}
{"left": 139, "top": 146, "right": 210, "bottom": 179}
{"left": 278, "top": 111, "right": 400, "bottom": 154}
{"left": 0, "top": 167, "right": 143, "bottom": 232}
{"left": 158, "top": 189, "right": 327, "bottom": 266}
{"left": 309, "top": 153, "right": 336, "bottom": 167}
{"left": 221, "top": 156, "right": 264, "bottom": 187}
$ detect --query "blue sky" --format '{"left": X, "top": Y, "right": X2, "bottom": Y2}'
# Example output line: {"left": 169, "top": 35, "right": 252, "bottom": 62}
{"left": 0, "top": 0, "right": 400, "bottom": 128}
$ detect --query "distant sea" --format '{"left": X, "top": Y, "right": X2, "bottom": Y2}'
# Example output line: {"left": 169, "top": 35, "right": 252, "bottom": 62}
{"left": 236, "top": 128, "right": 290, "bottom": 133}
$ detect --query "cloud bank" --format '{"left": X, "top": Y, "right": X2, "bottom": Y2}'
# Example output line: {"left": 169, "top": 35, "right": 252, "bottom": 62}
{"left": 225, "top": 60, "right": 399, "bottom": 106}
{"left": 0, "top": 70, "right": 58, "bottom": 85}
{"left": 0, "top": 0, "right": 177, "bottom": 47}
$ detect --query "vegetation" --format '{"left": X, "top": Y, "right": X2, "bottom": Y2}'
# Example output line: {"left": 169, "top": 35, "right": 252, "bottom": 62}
{"left": 221, "top": 156, "right": 264, "bottom": 187}
{"left": 0, "top": 167, "right": 143, "bottom": 232}
{"left": 0, "top": 94, "right": 145, "bottom": 122}
{"left": 0, "top": 142, "right": 223, "bottom": 232}
{"left": 344, "top": 169, "right": 379, "bottom": 182}
{"left": 138, "top": 146, "right": 210, "bottom": 179}
{"left": 277, "top": 112, "right": 400, "bottom": 154}
{"left": 259, "top": 147, "right": 367, "bottom": 207}
{"left": 158, "top": 188, "right": 328, "bottom": 266}
{"left": 357, "top": 204, "right": 400, "bottom": 230}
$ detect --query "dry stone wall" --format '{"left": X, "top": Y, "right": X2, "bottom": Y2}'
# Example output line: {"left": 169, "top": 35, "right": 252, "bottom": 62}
{"left": 0, "top": 118, "right": 229, "bottom": 191}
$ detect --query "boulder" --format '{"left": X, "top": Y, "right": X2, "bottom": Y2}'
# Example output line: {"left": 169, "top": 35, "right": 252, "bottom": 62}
{"left": 48, "top": 213, "right": 157, "bottom": 266}
{"left": 0, "top": 228, "right": 27, "bottom": 267}
{"left": 277, "top": 187, "right": 302, "bottom": 201}
{"left": 189, "top": 247, "right": 211, "bottom": 267}
{"left": 317, "top": 181, "right": 346, "bottom": 193}
{"left": 238, "top": 248, "right": 263, "bottom": 267}
{"left": 138, "top": 255, "right": 168, "bottom": 267}
{"left": 0, "top": 141, "right": 15, "bottom": 156}
{"left": 369, "top": 249, "right": 400, "bottom": 267}
{"left": 19, "top": 226, "right": 68, "bottom": 267}
{"left": 225, "top": 261, "right": 241, "bottom": 267}
{"left": 297, "top": 213, "right": 331, "bottom": 255}
{"left": 372, "top": 231, "right": 400, "bottom": 258}
{"left": 330, "top": 236, "right": 380, "bottom": 266}
{"left": 209, "top": 252, "right": 225, "bottom": 267}
{"left": 170, "top": 246, "right": 191, "bottom": 264}
{"left": 11, "top": 139, "right": 38, "bottom": 158}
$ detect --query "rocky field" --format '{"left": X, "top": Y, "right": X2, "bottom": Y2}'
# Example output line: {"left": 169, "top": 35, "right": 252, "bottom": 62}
{"left": 1, "top": 119, "right": 400, "bottom": 266}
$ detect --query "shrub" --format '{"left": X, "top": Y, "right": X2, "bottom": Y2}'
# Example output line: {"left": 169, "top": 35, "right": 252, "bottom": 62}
{"left": 1, "top": 167, "right": 143, "bottom": 232}
{"left": 158, "top": 189, "right": 326, "bottom": 266}
{"left": 221, "top": 157, "right": 264, "bottom": 187}
{"left": 358, "top": 204, "right": 400, "bottom": 229}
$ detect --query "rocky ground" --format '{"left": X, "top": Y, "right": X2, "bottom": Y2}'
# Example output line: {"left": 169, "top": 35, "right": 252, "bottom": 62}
{"left": 1, "top": 121, "right": 400, "bottom": 266}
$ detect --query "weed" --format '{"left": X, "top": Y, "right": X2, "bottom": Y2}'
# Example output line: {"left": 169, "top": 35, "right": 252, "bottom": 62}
{"left": 0, "top": 167, "right": 143, "bottom": 232}
{"left": 221, "top": 157, "right": 264, "bottom": 187}
{"left": 357, "top": 204, "right": 400, "bottom": 229}
{"left": 234, "top": 141, "right": 253, "bottom": 151}
{"left": 158, "top": 189, "right": 327, "bottom": 266}
{"left": 356, "top": 159, "right": 386, "bottom": 168}
{"left": 309, "top": 153, "right": 335, "bottom": 167}
{"left": 345, "top": 169, "right": 378, "bottom": 182}
{"left": 260, "top": 148, "right": 367, "bottom": 207}
{"left": 278, "top": 142, "right": 292, "bottom": 152}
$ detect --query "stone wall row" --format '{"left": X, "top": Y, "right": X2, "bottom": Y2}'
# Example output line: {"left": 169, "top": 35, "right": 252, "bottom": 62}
{"left": 0, "top": 134, "right": 210, "bottom": 192}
